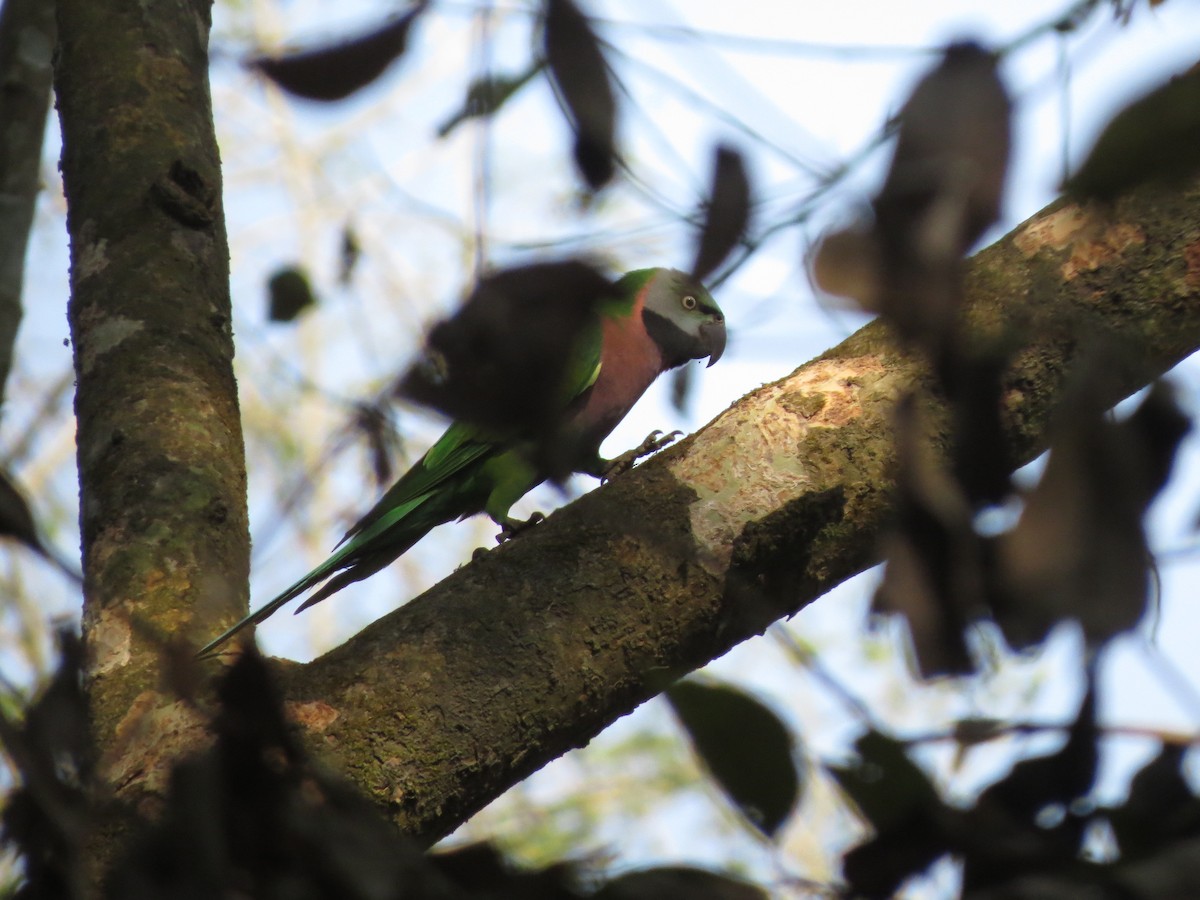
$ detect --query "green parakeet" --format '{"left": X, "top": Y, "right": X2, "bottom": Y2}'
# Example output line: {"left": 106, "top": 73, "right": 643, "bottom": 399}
{"left": 200, "top": 267, "right": 725, "bottom": 655}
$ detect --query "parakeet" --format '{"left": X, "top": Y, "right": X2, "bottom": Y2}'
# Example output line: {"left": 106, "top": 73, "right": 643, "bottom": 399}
{"left": 200, "top": 267, "right": 725, "bottom": 655}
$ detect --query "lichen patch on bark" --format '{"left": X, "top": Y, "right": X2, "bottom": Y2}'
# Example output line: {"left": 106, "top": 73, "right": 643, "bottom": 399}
{"left": 100, "top": 692, "right": 210, "bottom": 798}
{"left": 286, "top": 699, "right": 341, "bottom": 733}
{"left": 88, "top": 608, "right": 132, "bottom": 675}
{"left": 1011, "top": 202, "right": 1146, "bottom": 281}
{"left": 671, "top": 355, "right": 884, "bottom": 575}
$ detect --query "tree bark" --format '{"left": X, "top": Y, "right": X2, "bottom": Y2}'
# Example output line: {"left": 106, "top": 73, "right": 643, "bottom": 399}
{"left": 279, "top": 184, "right": 1200, "bottom": 843}
{"left": 54, "top": 0, "right": 249, "bottom": 873}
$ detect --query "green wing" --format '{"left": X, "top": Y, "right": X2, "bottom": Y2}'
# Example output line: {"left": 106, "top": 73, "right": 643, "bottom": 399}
{"left": 198, "top": 296, "right": 610, "bottom": 657}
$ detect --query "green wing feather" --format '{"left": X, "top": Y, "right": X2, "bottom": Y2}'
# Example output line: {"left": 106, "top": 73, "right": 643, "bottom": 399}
{"left": 198, "top": 292, "right": 613, "bottom": 657}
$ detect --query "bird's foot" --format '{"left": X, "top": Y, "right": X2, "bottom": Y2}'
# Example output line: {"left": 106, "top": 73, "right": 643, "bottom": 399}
{"left": 496, "top": 511, "right": 545, "bottom": 543}
{"left": 601, "top": 429, "right": 683, "bottom": 483}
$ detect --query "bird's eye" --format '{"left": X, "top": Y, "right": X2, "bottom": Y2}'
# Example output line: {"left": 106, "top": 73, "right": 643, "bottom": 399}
{"left": 681, "top": 295, "right": 697, "bottom": 310}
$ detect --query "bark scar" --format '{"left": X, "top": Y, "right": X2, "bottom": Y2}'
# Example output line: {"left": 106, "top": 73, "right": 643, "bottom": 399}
{"left": 151, "top": 160, "right": 215, "bottom": 228}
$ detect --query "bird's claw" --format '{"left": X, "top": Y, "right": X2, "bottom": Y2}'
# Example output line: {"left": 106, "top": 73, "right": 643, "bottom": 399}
{"left": 600, "top": 429, "right": 683, "bottom": 483}
{"left": 496, "top": 511, "right": 545, "bottom": 543}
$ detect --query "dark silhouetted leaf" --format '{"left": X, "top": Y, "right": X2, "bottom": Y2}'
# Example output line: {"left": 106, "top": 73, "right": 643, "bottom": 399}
{"left": 941, "top": 349, "right": 1014, "bottom": 507}
{"left": 0, "top": 630, "right": 90, "bottom": 900}
{"left": 960, "top": 678, "right": 1098, "bottom": 892}
{"left": 669, "top": 365, "right": 691, "bottom": 414}
{"left": 397, "top": 260, "right": 613, "bottom": 472}
{"left": 1108, "top": 743, "right": 1200, "bottom": 859}
{"left": 666, "top": 679, "right": 801, "bottom": 839}
{"left": 976, "top": 677, "right": 1098, "bottom": 822}
{"left": 691, "top": 145, "right": 751, "bottom": 282}
{"left": 0, "top": 468, "right": 81, "bottom": 581}
{"left": 831, "top": 730, "right": 956, "bottom": 898}
{"left": 832, "top": 730, "right": 942, "bottom": 836}
{"left": 108, "top": 648, "right": 438, "bottom": 898}
{"left": 351, "top": 402, "right": 401, "bottom": 487}
{"left": 872, "top": 40, "right": 1011, "bottom": 345}
{"left": 544, "top": 0, "right": 616, "bottom": 189}
{"left": 430, "top": 842, "right": 582, "bottom": 897}
{"left": 437, "top": 60, "right": 545, "bottom": 138}
{"left": 1067, "top": 64, "right": 1200, "bottom": 201}
{"left": 0, "top": 467, "right": 43, "bottom": 554}
{"left": 249, "top": 2, "right": 428, "bottom": 102}
{"left": 993, "top": 379, "right": 1187, "bottom": 649}
{"left": 267, "top": 266, "right": 317, "bottom": 323}
{"left": 338, "top": 223, "right": 361, "bottom": 285}
{"left": 595, "top": 866, "right": 765, "bottom": 900}
{"left": 872, "top": 395, "right": 983, "bottom": 676}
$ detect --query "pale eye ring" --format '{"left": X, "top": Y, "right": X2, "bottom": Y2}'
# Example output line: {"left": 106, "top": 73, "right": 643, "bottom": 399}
{"left": 681, "top": 294, "right": 697, "bottom": 310}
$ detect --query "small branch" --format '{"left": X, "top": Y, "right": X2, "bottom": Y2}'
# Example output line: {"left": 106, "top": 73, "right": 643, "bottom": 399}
{"left": 0, "top": 0, "right": 56, "bottom": 411}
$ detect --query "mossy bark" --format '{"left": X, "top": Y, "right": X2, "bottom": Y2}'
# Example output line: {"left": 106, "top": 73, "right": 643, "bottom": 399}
{"left": 54, "top": 0, "right": 249, "bottom": 876}
{"left": 283, "top": 181, "right": 1200, "bottom": 842}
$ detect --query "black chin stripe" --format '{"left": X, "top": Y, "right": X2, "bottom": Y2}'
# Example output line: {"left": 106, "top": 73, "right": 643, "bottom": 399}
{"left": 643, "top": 308, "right": 707, "bottom": 370}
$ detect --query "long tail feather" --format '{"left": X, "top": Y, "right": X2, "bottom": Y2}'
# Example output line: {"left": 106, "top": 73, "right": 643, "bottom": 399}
{"left": 197, "top": 493, "right": 437, "bottom": 657}
{"left": 195, "top": 570, "right": 326, "bottom": 657}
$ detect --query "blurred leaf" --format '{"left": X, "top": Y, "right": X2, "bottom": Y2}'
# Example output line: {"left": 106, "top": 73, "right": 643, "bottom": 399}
{"left": 249, "top": 2, "right": 428, "bottom": 102}
{"left": 0, "top": 468, "right": 81, "bottom": 581}
{"left": 872, "top": 40, "right": 1011, "bottom": 345}
{"left": 960, "top": 678, "right": 1098, "bottom": 892}
{"left": 666, "top": 679, "right": 801, "bottom": 839}
{"left": 832, "top": 730, "right": 942, "bottom": 834}
{"left": 338, "top": 223, "right": 361, "bottom": 286}
{"left": 544, "top": 0, "right": 616, "bottom": 189}
{"left": 1066, "top": 64, "right": 1200, "bottom": 201}
{"left": 267, "top": 266, "right": 317, "bottom": 323}
{"left": 976, "top": 677, "right": 1098, "bottom": 822}
{"left": 0, "top": 630, "right": 90, "bottom": 900}
{"left": 108, "top": 648, "right": 433, "bottom": 897}
{"left": 691, "top": 145, "right": 751, "bottom": 282}
{"left": 351, "top": 401, "right": 401, "bottom": 487}
{"left": 437, "top": 60, "right": 545, "bottom": 138}
{"left": 595, "top": 866, "right": 765, "bottom": 900}
{"left": 809, "top": 225, "right": 881, "bottom": 310}
{"left": 993, "top": 379, "right": 1187, "bottom": 649}
{"left": 831, "top": 730, "right": 956, "bottom": 898}
{"left": 397, "top": 260, "right": 613, "bottom": 472}
{"left": 1108, "top": 743, "right": 1200, "bottom": 858}
{"left": 877, "top": 40, "right": 1010, "bottom": 258}
{"left": 0, "top": 467, "right": 44, "bottom": 555}
{"left": 669, "top": 365, "right": 692, "bottom": 415}
{"left": 429, "top": 842, "right": 582, "bottom": 897}
{"left": 872, "top": 395, "right": 983, "bottom": 676}
{"left": 941, "top": 350, "right": 1014, "bottom": 506}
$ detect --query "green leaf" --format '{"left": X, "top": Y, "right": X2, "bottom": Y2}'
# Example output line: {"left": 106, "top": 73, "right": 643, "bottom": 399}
{"left": 666, "top": 679, "right": 801, "bottom": 839}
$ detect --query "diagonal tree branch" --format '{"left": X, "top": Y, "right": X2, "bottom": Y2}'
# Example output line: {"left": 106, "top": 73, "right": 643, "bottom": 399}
{"left": 278, "top": 183, "right": 1200, "bottom": 842}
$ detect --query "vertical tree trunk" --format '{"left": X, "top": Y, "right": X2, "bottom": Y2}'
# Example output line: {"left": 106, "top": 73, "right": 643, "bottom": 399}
{"left": 53, "top": 0, "right": 248, "bottom": 877}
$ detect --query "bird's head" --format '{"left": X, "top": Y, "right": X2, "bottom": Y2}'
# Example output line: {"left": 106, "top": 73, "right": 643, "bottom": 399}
{"left": 636, "top": 268, "right": 726, "bottom": 369}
